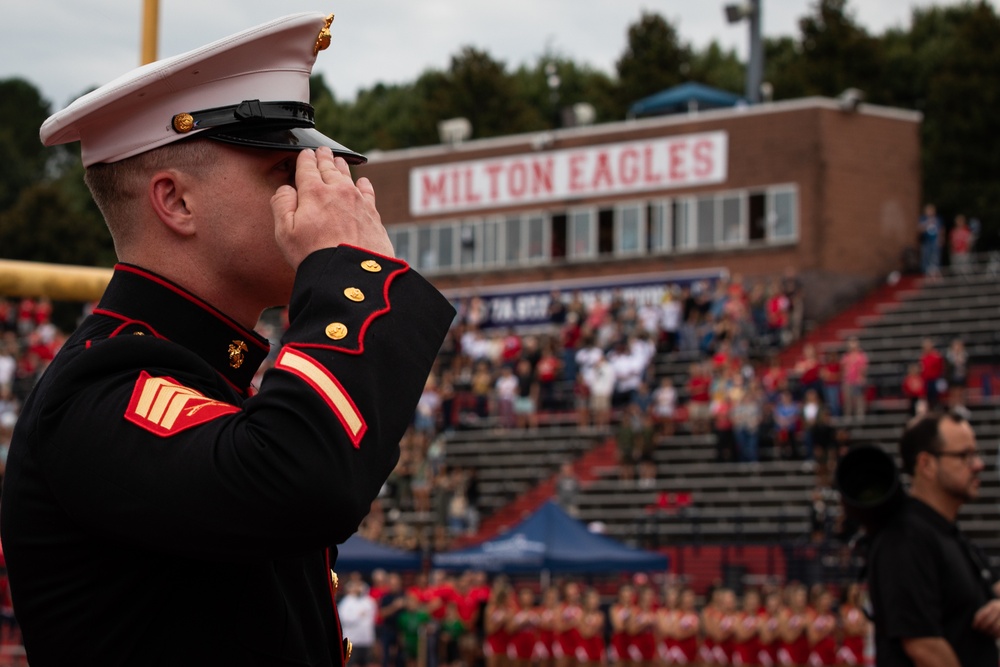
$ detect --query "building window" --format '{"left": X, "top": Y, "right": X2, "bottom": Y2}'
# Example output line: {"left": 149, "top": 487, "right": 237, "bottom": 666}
{"left": 483, "top": 217, "right": 502, "bottom": 267}
{"left": 673, "top": 199, "right": 694, "bottom": 250}
{"left": 437, "top": 224, "right": 455, "bottom": 270}
{"left": 696, "top": 196, "right": 715, "bottom": 249}
{"left": 616, "top": 203, "right": 644, "bottom": 256}
{"left": 387, "top": 184, "right": 796, "bottom": 273}
{"left": 748, "top": 193, "right": 767, "bottom": 241}
{"left": 504, "top": 215, "right": 522, "bottom": 264}
{"left": 770, "top": 189, "right": 797, "bottom": 240}
{"left": 526, "top": 213, "right": 548, "bottom": 262}
{"left": 551, "top": 213, "right": 568, "bottom": 259}
{"left": 720, "top": 194, "right": 742, "bottom": 245}
{"left": 569, "top": 209, "right": 596, "bottom": 259}
{"left": 390, "top": 226, "right": 413, "bottom": 265}
{"left": 460, "top": 221, "right": 480, "bottom": 268}
{"left": 648, "top": 201, "right": 671, "bottom": 253}
{"left": 417, "top": 226, "right": 435, "bottom": 271}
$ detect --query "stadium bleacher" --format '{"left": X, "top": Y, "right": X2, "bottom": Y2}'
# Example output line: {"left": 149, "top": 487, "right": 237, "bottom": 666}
{"left": 421, "top": 255, "right": 1000, "bottom": 584}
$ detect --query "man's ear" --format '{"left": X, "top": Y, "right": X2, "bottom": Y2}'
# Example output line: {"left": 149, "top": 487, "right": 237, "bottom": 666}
{"left": 913, "top": 450, "right": 936, "bottom": 480}
{"left": 148, "top": 170, "right": 197, "bottom": 236}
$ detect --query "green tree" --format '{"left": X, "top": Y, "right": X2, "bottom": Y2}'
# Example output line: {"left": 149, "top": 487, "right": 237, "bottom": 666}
{"left": 918, "top": 2, "right": 1000, "bottom": 243}
{"left": 511, "top": 57, "right": 618, "bottom": 128}
{"left": 0, "top": 182, "right": 114, "bottom": 266}
{"left": 424, "top": 46, "right": 541, "bottom": 141}
{"left": 687, "top": 42, "right": 745, "bottom": 95}
{"left": 0, "top": 78, "right": 53, "bottom": 212}
{"left": 767, "top": 0, "right": 883, "bottom": 100}
{"left": 615, "top": 12, "right": 692, "bottom": 116}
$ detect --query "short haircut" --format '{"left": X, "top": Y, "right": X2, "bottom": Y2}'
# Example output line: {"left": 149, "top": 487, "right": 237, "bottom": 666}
{"left": 83, "top": 138, "right": 216, "bottom": 251}
{"left": 899, "top": 410, "right": 968, "bottom": 475}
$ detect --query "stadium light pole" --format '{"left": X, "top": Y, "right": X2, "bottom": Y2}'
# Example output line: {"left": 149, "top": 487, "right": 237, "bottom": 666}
{"left": 725, "top": 0, "right": 764, "bottom": 104}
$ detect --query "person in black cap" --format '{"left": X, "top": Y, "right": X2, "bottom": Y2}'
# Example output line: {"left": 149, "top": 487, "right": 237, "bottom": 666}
{"left": 0, "top": 12, "right": 454, "bottom": 666}
{"left": 867, "top": 412, "right": 1000, "bottom": 666}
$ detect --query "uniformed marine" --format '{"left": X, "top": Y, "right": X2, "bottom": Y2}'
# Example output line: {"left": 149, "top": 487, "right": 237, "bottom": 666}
{"left": 0, "top": 12, "right": 455, "bottom": 666}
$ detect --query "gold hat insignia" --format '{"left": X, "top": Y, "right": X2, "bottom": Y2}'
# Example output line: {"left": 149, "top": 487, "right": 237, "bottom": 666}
{"left": 314, "top": 14, "right": 335, "bottom": 55}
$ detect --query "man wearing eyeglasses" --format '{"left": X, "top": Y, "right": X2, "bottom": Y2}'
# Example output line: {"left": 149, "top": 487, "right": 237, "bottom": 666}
{"left": 868, "top": 411, "right": 1000, "bottom": 666}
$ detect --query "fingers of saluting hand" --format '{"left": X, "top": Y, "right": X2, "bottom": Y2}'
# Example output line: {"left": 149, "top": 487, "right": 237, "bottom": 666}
{"left": 972, "top": 600, "right": 1000, "bottom": 637}
{"left": 271, "top": 147, "right": 393, "bottom": 268}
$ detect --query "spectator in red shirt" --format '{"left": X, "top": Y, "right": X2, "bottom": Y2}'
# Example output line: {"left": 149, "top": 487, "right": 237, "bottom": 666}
{"left": 761, "top": 355, "right": 787, "bottom": 404}
{"left": 902, "top": 363, "right": 927, "bottom": 416}
{"left": 686, "top": 362, "right": 712, "bottom": 435}
{"left": 919, "top": 337, "right": 945, "bottom": 409}
{"left": 535, "top": 342, "right": 562, "bottom": 412}
{"left": 950, "top": 214, "right": 974, "bottom": 275}
{"left": 765, "top": 281, "right": 790, "bottom": 346}
{"left": 501, "top": 329, "right": 523, "bottom": 365}
{"left": 794, "top": 343, "right": 822, "bottom": 398}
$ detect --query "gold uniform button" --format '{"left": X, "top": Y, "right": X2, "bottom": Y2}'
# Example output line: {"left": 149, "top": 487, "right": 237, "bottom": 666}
{"left": 361, "top": 260, "right": 382, "bottom": 273}
{"left": 325, "top": 323, "right": 348, "bottom": 341}
{"left": 330, "top": 570, "right": 339, "bottom": 591}
{"left": 343, "top": 637, "right": 353, "bottom": 663}
{"left": 344, "top": 287, "right": 365, "bottom": 302}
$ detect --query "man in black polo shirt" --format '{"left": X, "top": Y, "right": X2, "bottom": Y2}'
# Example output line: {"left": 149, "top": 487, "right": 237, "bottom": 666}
{"left": 869, "top": 411, "right": 1000, "bottom": 666}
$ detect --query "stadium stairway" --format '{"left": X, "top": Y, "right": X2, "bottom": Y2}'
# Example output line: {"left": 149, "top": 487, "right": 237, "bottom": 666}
{"left": 774, "top": 272, "right": 924, "bottom": 368}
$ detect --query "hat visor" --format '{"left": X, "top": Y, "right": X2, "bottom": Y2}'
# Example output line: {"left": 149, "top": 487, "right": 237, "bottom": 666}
{"left": 206, "top": 126, "right": 367, "bottom": 165}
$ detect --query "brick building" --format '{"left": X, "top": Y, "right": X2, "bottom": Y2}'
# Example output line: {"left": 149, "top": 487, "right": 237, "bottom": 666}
{"left": 360, "top": 97, "right": 921, "bottom": 326}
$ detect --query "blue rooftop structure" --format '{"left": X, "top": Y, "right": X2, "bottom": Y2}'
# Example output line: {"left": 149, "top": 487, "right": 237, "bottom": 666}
{"left": 628, "top": 82, "right": 745, "bottom": 118}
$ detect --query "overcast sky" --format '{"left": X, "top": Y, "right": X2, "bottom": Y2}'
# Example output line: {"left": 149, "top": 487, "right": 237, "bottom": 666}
{"left": 3, "top": 1, "right": 990, "bottom": 111}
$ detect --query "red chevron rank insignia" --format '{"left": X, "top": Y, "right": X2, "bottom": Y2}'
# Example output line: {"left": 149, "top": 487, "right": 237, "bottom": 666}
{"left": 125, "top": 371, "right": 240, "bottom": 437}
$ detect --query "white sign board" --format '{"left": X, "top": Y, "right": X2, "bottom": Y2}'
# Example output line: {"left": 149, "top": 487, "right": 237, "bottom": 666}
{"left": 410, "top": 131, "right": 728, "bottom": 216}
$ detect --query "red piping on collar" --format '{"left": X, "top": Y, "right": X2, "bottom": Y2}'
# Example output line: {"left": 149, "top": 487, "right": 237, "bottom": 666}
{"left": 94, "top": 308, "right": 250, "bottom": 397}
{"left": 113, "top": 264, "right": 269, "bottom": 352}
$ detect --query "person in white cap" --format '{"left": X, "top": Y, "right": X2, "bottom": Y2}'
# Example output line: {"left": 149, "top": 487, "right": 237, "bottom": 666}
{"left": 0, "top": 12, "right": 454, "bottom": 667}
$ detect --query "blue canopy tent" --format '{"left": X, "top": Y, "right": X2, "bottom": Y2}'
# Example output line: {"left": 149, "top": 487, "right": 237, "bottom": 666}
{"left": 431, "top": 501, "right": 668, "bottom": 574}
{"left": 336, "top": 534, "right": 422, "bottom": 573}
{"left": 628, "top": 82, "right": 744, "bottom": 118}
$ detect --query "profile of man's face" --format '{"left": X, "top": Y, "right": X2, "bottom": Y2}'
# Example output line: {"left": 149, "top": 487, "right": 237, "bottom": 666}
{"left": 934, "top": 417, "right": 982, "bottom": 502}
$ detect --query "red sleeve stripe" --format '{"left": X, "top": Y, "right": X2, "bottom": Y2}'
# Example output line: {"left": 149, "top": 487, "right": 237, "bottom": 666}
{"left": 274, "top": 348, "right": 367, "bottom": 448}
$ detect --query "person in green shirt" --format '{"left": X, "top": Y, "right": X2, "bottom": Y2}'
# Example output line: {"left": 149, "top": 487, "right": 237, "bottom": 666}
{"left": 397, "top": 591, "right": 431, "bottom": 666}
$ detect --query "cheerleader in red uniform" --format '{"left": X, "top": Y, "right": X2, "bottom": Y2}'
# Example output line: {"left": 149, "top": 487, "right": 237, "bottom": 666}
{"left": 608, "top": 585, "right": 636, "bottom": 666}
{"left": 806, "top": 589, "right": 837, "bottom": 667}
{"left": 555, "top": 582, "right": 585, "bottom": 667}
{"left": 670, "top": 588, "right": 702, "bottom": 665}
{"left": 577, "top": 589, "right": 607, "bottom": 667}
{"left": 777, "top": 585, "right": 809, "bottom": 667}
{"left": 836, "top": 584, "right": 869, "bottom": 666}
{"left": 731, "top": 589, "right": 762, "bottom": 666}
{"left": 484, "top": 585, "right": 513, "bottom": 667}
{"left": 655, "top": 587, "right": 680, "bottom": 664}
{"left": 703, "top": 588, "right": 739, "bottom": 665}
{"left": 508, "top": 587, "right": 541, "bottom": 667}
{"left": 627, "top": 587, "right": 659, "bottom": 667}
{"left": 537, "top": 587, "right": 561, "bottom": 667}
{"left": 716, "top": 588, "right": 739, "bottom": 665}
{"left": 757, "top": 591, "right": 783, "bottom": 667}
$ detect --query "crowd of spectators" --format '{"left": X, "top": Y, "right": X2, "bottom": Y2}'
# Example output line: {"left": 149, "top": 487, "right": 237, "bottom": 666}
{"left": 339, "top": 569, "right": 871, "bottom": 667}
{"left": 0, "top": 260, "right": 979, "bottom": 562}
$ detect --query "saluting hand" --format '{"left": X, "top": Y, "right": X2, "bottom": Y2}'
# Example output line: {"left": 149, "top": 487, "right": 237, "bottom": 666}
{"left": 271, "top": 146, "right": 394, "bottom": 269}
